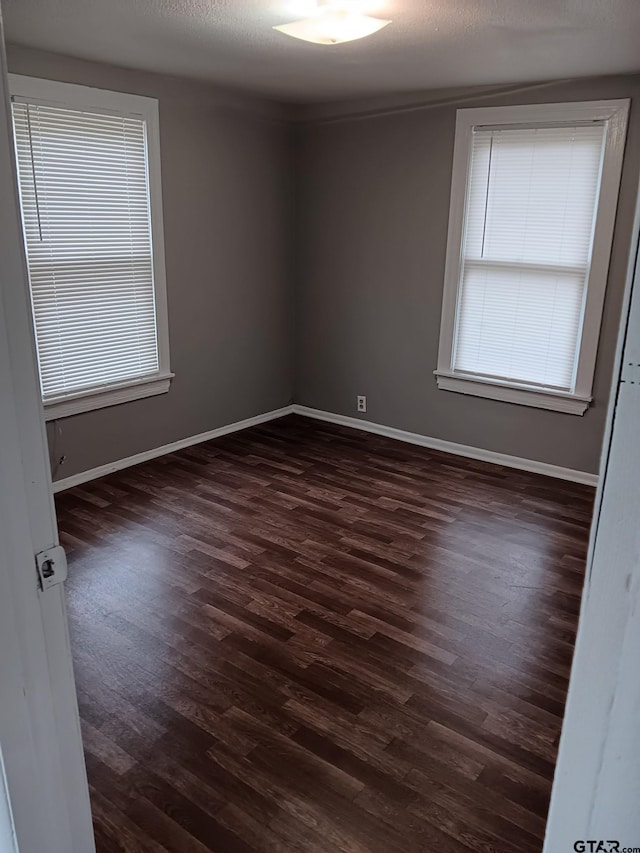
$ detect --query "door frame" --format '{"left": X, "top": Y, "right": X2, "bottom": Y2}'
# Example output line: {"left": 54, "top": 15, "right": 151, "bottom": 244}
{"left": 0, "top": 9, "right": 95, "bottom": 852}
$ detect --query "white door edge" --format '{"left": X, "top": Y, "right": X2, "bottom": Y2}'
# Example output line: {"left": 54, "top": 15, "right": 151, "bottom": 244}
{"left": 0, "top": 15, "right": 95, "bottom": 853}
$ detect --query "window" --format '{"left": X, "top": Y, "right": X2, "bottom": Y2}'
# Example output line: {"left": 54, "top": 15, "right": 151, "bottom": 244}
{"left": 10, "top": 75, "right": 171, "bottom": 420}
{"left": 436, "top": 100, "right": 629, "bottom": 415}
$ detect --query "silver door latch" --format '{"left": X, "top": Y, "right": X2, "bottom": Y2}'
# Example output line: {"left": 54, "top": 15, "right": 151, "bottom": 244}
{"left": 35, "top": 545, "right": 68, "bottom": 590}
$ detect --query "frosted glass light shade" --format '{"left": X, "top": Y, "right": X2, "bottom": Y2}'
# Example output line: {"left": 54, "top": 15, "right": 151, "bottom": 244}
{"left": 274, "top": 11, "right": 391, "bottom": 44}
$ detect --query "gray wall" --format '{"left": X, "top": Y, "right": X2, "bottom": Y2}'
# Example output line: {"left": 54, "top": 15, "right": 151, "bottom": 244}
{"left": 294, "top": 75, "right": 640, "bottom": 474}
{"left": 6, "top": 49, "right": 639, "bottom": 480}
{"left": 7, "top": 46, "right": 294, "bottom": 482}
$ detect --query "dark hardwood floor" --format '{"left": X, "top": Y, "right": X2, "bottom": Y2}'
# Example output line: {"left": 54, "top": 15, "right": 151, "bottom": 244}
{"left": 56, "top": 414, "right": 594, "bottom": 853}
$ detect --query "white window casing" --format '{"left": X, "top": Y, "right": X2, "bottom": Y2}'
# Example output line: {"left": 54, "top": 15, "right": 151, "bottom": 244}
{"left": 9, "top": 75, "right": 172, "bottom": 420}
{"left": 436, "top": 100, "right": 629, "bottom": 415}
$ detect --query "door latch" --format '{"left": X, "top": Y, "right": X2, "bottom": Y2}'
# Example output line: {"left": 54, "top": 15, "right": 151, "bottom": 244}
{"left": 35, "top": 545, "right": 68, "bottom": 591}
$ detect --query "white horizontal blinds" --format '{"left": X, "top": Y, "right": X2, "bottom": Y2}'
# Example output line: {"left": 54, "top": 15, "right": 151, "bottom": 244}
{"left": 454, "top": 123, "right": 606, "bottom": 391}
{"left": 12, "top": 100, "right": 159, "bottom": 401}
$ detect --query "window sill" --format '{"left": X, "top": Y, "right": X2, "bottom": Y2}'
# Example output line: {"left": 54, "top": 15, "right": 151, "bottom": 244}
{"left": 434, "top": 371, "right": 591, "bottom": 415}
{"left": 43, "top": 372, "right": 174, "bottom": 421}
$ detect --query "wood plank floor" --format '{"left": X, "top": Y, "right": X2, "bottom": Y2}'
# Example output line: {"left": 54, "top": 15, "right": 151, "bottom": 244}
{"left": 56, "top": 414, "right": 594, "bottom": 853}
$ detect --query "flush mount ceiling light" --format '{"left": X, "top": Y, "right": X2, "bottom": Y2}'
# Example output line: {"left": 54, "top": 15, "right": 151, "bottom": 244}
{"left": 274, "top": 1, "right": 391, "bottom": 45}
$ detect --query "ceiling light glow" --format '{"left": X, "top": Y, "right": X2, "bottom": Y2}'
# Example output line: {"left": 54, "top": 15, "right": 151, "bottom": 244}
{"left": 275, "top": 2, "right": 391, "bottom": 45}
{"left": 286, "top": 0, "right": 387, "bottom": 15}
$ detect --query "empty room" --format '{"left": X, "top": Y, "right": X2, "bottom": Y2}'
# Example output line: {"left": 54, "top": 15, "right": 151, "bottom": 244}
{"left": 1, "top": 2, "right": 640, "bottom": 853}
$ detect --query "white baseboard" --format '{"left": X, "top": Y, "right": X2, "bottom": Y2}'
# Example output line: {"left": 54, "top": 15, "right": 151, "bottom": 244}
{"left": 52, "top": 406, "right": 295, "bottom": 493}
{"left": 52, "top": 402, "right": 598, "bottom": 493}
{"left": 292, "top": 405, "right": 599, "bottom": 486}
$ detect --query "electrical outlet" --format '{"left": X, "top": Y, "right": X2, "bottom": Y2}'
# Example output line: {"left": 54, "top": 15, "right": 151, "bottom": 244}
{"left": 357, "top": 395, "right": 367, "bottom": 413}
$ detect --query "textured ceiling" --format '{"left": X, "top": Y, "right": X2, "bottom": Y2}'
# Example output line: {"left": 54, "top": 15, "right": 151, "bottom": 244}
{"left": 3, "top": 0, "right": 640, "bottom": 102}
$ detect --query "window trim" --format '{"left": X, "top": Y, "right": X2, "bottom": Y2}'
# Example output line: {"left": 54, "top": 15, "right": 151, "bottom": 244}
{"left": 9, "top": 74, "right": 172, "bottom": 421}
{"left": 435, "top": 99, "right": 629, "bottom": 415}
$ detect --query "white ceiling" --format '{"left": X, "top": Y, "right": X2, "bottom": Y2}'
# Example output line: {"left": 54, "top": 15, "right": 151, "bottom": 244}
{"left": 4, "top": 0, "right": 640, "bottom": 102}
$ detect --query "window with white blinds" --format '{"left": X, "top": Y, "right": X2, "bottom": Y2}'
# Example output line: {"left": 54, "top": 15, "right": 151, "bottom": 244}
{"left": 455, "top": 124, "right": 605, "bottom": 390}
{"left": 437, "top": 101, "right": 629, "bottom": 415}
{"left": 9, "top": 76, "right": 171, "bottom": 420}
